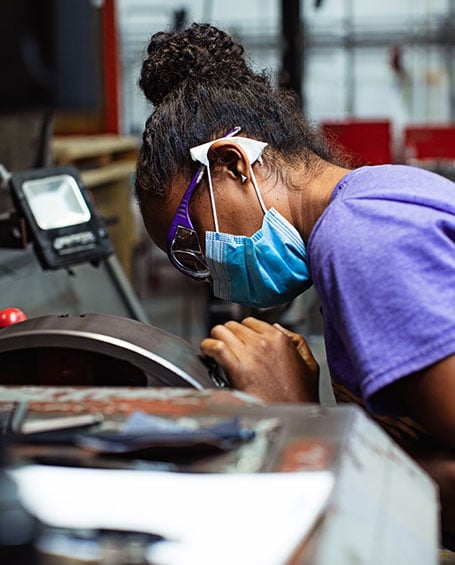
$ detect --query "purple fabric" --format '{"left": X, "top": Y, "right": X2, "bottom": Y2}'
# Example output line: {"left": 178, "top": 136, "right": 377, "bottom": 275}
{"left": 308, "top": 164, "right": 455, "bottom": 415}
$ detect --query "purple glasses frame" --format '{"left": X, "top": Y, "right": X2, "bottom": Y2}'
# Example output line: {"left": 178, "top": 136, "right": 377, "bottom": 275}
{"left": 166, "top": 127, "right": 241, "bottom": 280}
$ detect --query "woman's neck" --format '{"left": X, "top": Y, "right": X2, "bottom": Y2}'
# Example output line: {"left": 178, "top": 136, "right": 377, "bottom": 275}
{"left": 291, "top": 159, "right": 352, "bottom": 242}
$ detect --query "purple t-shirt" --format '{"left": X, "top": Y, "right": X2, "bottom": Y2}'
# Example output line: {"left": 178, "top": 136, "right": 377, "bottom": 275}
{"left": 308, "top": 164, "right": 455, "bottom": 415}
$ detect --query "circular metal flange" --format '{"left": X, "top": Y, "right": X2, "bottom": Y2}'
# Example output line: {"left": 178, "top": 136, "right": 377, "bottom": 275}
{"left": 0, "top": 313, "right": 227, "bottom": 388}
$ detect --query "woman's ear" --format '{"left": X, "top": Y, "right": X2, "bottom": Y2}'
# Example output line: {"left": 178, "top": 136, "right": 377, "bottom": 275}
{"left": 207, "top": 139, "right": 250, "bottom": 183}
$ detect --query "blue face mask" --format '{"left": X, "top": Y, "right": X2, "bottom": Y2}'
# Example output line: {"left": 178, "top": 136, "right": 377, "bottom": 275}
{"left": 190, "top": 134, "right": 312, "bottom": 308}
{"left": 205, "top": 208, "right": 312, "bottom": 308}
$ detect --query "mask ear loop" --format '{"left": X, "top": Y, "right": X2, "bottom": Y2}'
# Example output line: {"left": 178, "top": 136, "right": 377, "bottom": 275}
{"left": 209, "top": 159, "right": 267, "bottom": 232}
{"left": 206, "top": 162, "right": 220, "bottom": 232}
{"left": 249, "top": 162, "right": 268, "bottom": 215}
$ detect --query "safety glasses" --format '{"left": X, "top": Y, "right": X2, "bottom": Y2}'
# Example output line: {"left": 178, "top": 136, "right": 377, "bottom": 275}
{"left": 166, "top": 127, "right": 241, "bottom": 280}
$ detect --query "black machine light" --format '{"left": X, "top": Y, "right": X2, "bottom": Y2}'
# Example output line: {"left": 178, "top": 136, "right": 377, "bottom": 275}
{"left": 1, "top": 164, "right": 113, "bottom": 270}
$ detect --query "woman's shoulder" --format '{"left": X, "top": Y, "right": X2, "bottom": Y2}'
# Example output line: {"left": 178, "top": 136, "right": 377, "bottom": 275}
{"left": 329, "top": 164, "right": 454, "bottom": 204}
{"left": 309, "top": 165, "right": 455, "bottom": 252}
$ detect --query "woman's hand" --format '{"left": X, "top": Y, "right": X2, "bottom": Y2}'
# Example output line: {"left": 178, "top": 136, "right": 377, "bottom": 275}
{"left": 200, "top": 316, "right": 319, "bottom": 403}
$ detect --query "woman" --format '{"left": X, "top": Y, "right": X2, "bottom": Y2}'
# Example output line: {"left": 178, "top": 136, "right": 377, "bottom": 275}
{"left": 136, "top": 23, "right": 455, "bottom": 541}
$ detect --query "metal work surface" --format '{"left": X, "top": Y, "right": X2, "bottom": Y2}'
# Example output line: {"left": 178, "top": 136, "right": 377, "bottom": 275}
{"left": 0, "top": 386, "right": 346, "bottom": 474}
{"left": 0, "top": 386, "right": 440, "bottom": 564}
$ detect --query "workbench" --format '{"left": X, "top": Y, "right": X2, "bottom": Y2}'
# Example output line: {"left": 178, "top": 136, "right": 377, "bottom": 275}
{"left": 0, "top": 386, "right": 439, "bottom": 564}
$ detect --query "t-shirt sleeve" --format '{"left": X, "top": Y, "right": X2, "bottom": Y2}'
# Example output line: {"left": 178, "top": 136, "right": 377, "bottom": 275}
{"left": 310, "top": 194, "right": 455, "bottom": 414}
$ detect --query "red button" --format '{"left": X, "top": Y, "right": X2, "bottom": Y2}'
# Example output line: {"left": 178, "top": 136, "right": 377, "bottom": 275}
{"left": 0, "top": 307, "right": 28, "bottom": 328}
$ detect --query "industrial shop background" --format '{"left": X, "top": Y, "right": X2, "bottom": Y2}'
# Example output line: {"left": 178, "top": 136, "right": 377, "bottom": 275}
{"left": 0, "top": 2, "right": 454, "bottom": 564}
{"left": 0, "top": 0, "right": 453, "bottom": 400}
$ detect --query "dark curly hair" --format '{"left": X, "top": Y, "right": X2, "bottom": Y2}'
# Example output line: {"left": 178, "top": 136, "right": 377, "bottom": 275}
{"left": 135, "top": 23, "right": 337, "bottom": 207}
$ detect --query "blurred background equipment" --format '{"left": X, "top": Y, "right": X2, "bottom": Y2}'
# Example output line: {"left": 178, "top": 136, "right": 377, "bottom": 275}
{"left": 320, "top": 119, "right": 392, "bottom": 167}
{"left": 0, "top": 0, "right": 147, "bottom": 326}
{"left": 0, "top": 0, "right": 99, "bottom": 113}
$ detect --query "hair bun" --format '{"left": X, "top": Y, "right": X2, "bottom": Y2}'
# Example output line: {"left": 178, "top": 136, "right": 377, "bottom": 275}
{"left": 139, "top": 23, "right": 251, "bottom": 105}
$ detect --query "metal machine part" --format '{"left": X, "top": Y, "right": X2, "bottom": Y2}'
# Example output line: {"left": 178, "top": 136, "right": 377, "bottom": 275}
{"left": 0, "top": 313, "right": 229, "bottom": 389}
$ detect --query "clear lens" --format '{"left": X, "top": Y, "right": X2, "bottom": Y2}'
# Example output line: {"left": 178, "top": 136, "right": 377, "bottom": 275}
{"left": 170, "top": 226, "right": 210, "bottom": 279}
{"left": 172, "top": 250, "right": 209, "bottom": 278}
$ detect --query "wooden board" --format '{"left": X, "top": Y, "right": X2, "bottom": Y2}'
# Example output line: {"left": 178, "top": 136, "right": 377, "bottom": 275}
{"left": 52, "top": 134, "right": 138, "bottom": 168}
